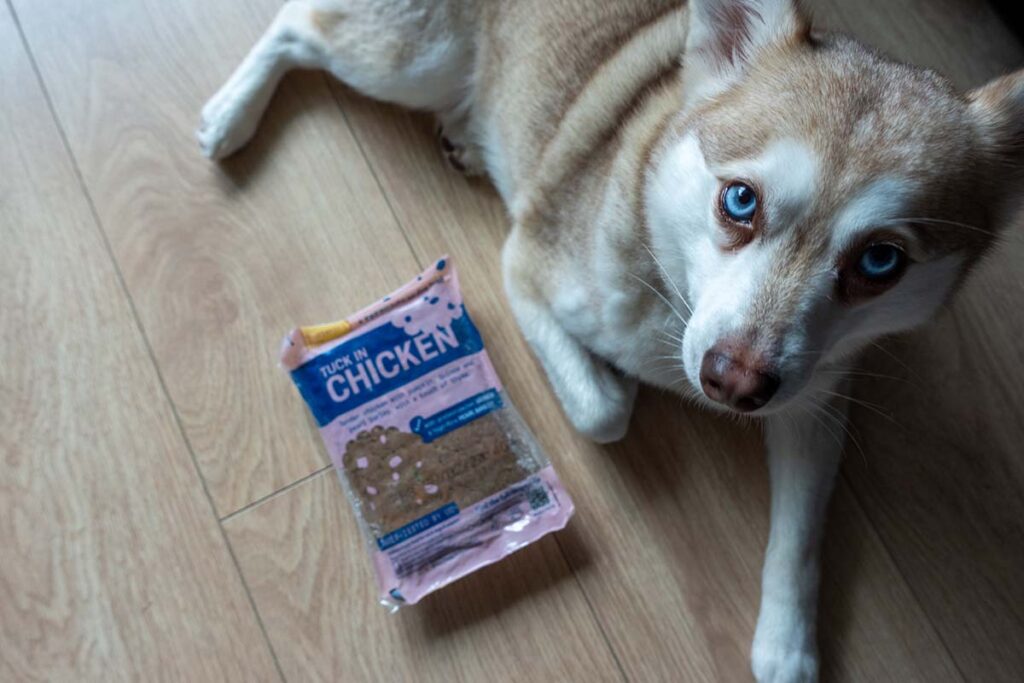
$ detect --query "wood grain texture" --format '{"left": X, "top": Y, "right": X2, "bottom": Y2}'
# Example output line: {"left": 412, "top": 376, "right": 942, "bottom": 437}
{"left": 0, "top": 6, "right": 278, "bottom": 680}
{"left": 224, "top": 470, "right": 624, "bottom": 683}
{"left": 9, "top": 0, "right": 423, "bottom": 515}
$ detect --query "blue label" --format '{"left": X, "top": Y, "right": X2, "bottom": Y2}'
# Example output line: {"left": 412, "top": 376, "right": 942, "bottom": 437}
{"left": 290, "top": 306, "right": 484, "bottom": 427}
{"left": 377, "top": 502, "right": 459, "bottom": 550}
{"left": 409, "top": 389, "right": 503, "bottom": 443}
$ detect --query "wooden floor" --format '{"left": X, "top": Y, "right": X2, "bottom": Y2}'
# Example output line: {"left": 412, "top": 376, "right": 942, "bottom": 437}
{"left": 2, "top": 0, "right": 1023, "bottom": 680}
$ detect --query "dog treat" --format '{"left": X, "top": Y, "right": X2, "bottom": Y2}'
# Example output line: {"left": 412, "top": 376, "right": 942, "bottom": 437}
{"left": 280, "top": 257, "right": 573, "bottom": 608}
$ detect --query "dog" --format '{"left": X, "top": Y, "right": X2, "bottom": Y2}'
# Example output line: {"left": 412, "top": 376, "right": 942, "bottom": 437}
{"left": 198, "top": 1, "right": 1024, "bottom": 680}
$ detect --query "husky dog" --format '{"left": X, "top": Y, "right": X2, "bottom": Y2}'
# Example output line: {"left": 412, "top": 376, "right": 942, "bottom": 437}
{"left": 199, "top": 1, "right": 1023, "bottom": 680}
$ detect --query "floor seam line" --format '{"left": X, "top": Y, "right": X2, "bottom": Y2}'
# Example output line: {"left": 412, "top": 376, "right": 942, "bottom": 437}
{"left": 552, "top": 534, "right": 631, "bottom": 683}
{"left": 838, "top": 470, "right": 968, "bottom": 682}
{"left": 222, "top": 464, "right": 333, "bottom": 523}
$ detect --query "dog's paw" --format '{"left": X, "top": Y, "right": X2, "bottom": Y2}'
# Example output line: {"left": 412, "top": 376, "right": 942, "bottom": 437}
{"left": 437, "top": 126, "right": 484, "bottom": 176}
{"left": 567, "top": 374, "right": 638, "bottom": 444}
{"left": 197, "top": 90, "right": 258, "bottom": 160}
{"left": 751, "top": 621, "right": 819, "bottom": 683}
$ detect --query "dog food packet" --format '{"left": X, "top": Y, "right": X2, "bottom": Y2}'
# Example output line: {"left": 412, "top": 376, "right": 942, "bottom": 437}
{"left": 280, "top": 256, "right": 574, "bottom": 609}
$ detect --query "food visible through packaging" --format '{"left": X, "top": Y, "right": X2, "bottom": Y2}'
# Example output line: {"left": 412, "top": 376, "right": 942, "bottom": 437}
{"left": 280, "top": 257, "right": 574, "bottom": 608}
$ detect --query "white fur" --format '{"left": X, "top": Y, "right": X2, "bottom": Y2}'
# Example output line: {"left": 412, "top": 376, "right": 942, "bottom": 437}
{"left": 682, "top": 245, "right": 772, "bottom": 394}
{"left": 503, "top": 231, "right": 639, "bottom": 443}
{"left": 752, "top": 409, "right": 843, "bottom": 683}
{"left": 646, "top": 132, "right": 716, "bottom": 303}
{"left": 199, "top": 0, "right": 472, "bottom": 159}
{"left": 720, "top": 138, "right": 819, "bottom": 227}
{"left": 198, "top": 2, "right": 324, "bottom": 158}
{"left": 830, "top": 177, "right": 911, "bottom": 250}
{"left": 647, "top": 135, "right": 828, "bottom": 410}
{"left": 824, "top": 177, "right": 965, "bottom": 359}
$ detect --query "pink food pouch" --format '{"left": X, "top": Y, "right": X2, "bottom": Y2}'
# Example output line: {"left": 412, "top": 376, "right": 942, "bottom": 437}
{"left": 280, "top": 257, "right": 574, "bottom": 608}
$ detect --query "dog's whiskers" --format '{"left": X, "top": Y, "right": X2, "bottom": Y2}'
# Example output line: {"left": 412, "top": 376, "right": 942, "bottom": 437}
{"left": 641, "top": 242, "right": 695, "bottom": 316}
{"left": 867, "top": 340, "right": 926, "bottom": 383}
{"left": 813, "top": 397, "right": 868, "bottom": 466}
{"left": 798, "top": 403, "right": 845, "bottom": 452}
{"left": 657, "top": 334, "right": 685, "bottom": 350}
{"left": 818, "top": 367, "right": 911, "bottom": 384}
{"left": 815, "top": 387, "right": 902, "bottom": 427}
{"left": 886, "top": 216, "right": 1000, "bottom": 238}
{"left": 629, "top": 272, "right": 689, "bottom": 328}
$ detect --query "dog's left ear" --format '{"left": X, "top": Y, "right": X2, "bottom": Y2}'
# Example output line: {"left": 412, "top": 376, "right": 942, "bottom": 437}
{"left": 682, "top": 0, "right": 809, "bottom": 107}
{"left": 969, "top": 70, "right": 1024, "bottom": 170}
{"left": 968, "top": 70, "right": 1024, "bottom": 222}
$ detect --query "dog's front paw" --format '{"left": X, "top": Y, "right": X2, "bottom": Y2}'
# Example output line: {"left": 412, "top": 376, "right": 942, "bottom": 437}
{"left": 751, "top": 623, "right": 818, "bottom": 683}
{"left": 567, "top": 374, "right": 637, "bottom": 444}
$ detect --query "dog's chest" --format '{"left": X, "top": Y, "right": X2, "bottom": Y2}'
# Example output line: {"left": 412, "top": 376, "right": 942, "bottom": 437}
{"left": 549, "top": 258, "right": 686, "bottom": 390}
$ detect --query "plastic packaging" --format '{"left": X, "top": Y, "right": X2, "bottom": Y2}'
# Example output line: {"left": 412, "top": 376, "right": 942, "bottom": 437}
{"left": 280, "top": 257, "right": 574, "bottom": 608}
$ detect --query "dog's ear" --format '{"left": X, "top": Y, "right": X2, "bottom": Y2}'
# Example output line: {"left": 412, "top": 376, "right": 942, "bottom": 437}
{"left": 969, "top": 70, "right": 1024, "bottom": 171}
{"left": 682, "top": 0, "right": 809, "bottom": 106}
{"left": 968, "top": 70, "right": 1024, "bottom": 224}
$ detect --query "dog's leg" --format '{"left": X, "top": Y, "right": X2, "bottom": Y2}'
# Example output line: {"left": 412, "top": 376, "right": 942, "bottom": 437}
{"left": 507, "top": 289, "right": 638, "bottom": 443}
{"left": 752, "top": 400, "right": 845, "bottom": 683}
{"left": 198, "top": 1, "right": 330, "bottom": 159}
{"left": 199, "top": 0, "right": 476, "bottom": 160}
{"left": 503, "top": 231, "right": 637, "bottom": 443}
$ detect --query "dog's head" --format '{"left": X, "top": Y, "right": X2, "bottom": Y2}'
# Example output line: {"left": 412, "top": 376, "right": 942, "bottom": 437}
{"left": 647, "top": 0, "right": 1024, "bottom": 415}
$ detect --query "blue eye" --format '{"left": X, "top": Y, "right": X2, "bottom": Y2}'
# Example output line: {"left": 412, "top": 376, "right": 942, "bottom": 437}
{"left": 856, "top": 243, "right": 905, "bottom": 280}
{"left": 722, "top": 182, "right": 758, "bottom": 222}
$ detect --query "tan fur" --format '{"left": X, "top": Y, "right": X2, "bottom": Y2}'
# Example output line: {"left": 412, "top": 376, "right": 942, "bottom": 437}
{"left": 311, "top": 9, "right": 345, "bottom": 35}
{"left": 693, "top": 36, "right": 990, "bottom": 251}
{"left": 475, "top": 4, "right": 1009, "bottom": 350}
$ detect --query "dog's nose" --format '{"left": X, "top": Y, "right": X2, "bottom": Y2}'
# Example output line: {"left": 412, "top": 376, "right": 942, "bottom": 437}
{"left": 699, "top": 346, "right": 780, "bottom": 412}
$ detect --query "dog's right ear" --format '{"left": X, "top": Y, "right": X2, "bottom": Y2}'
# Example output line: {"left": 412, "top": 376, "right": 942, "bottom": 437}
{"left": 969, "top": 70, "right": 1024, "bottom": 168}
{"left": 968, "top": 69, "right": 1024, "bottom": 224}
{"left": 682, "top": 0, "right": 809, "bottom": 107}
